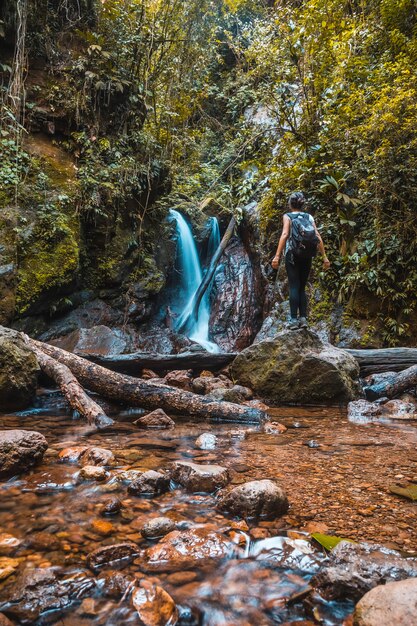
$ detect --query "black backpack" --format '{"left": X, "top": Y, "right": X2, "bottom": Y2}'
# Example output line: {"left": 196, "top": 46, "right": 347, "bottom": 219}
{"left": 287, "top": 212, "right": 319, "bottom": 259}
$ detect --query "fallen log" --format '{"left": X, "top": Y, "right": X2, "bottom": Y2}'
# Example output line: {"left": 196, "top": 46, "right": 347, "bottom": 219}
{"left": 178, "top": 216, "right": 236, "bottom": 332}
{"left": 364, "top": 364, "right": 417, "bottom": 400}
{"left": 84, "top": 351, "right": 237, "bottom": 376}
{"left": 346, "top": 348, "right": 417, "bottom": 376}
{"left": 29, "top": 339, "right": 266, "bottom": 424}
{"left": 25, "top": 337, "right": 114, "bottom": 429}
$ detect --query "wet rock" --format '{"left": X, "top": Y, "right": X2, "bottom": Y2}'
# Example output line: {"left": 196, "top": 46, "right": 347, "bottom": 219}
{"left": 209, "top": 221, "right": 266, "bottom": 352}
{"left": 353, "top": 577, "right": 417, "bottom": 626}
{"left": 217, "top": 479, "right": 289, "bottom": 520}
{"left": 0, "top": 430, "right": 48, "bottom": 478}
{"left": 144, "top": 526, "right": 234, "bottom": 572}
{"left": 192, "top": 376, "right": 231, "bottom": 395}
{"left": 0, "top": 327, "right": 39, "bottom": 411}
{"left": 380, "top": 399, "right": 416, "bottom": 419}
{"left": 141, "top": 517, "right": 176, "bottom": 539}
{"left": 0, "top": 612, "right": 14, "bottom": 626}
{"left": 22, "top": 467, "right": 76, "bottom": 493}
{"left": 132, "top": 579, "right": 178, "bottom": 626}
{"left": 171, "top": 461, "right": 230, "bottom": 493}
{"left": 0, "top": 567, "right": 95, "bottom": 624}
{"left": 313, "top": 541, "right": 417, "bottom": 599}
{"left": 250, "top": 536, "right": 321, "bottom": 572}
{"left": 142, "top": 369, "right": 158, "bottom": 379}
{"left": 348, "top": 399, "right": 416, "bottom": 422}
{"left": 128, "top": 470, "right": 170, "bottom": 497}
{"left": 208, "top": 385, "right": 253, "bottom": 404}
{"left": 78, "top": 465, "right": 109, "bottom": 481}
{"left": 58, "top": 446, "right": 89, "bottom": 464}
{"left": 101, "top": 497, "right": 122, "bottom": 516}
{"left": 134, "top": 409, "right": 175, "bottom": 429}
{"left": 26, "top": 532, "right": 60, "bottom": 552}
{"left": 363, "top": 371, "right": 396, "bottom": 387}
{"left": 263, "top": 421, "right": 287, "bottom": 434}
{"left": 102, "top": 570, "right": 134, "bottom": 598}
{"left": 244, "top": 399, "right": 270, "bottom": 411}
{"left": 86, "top": 543, "right": 139, "bottom": 571}
{"left": 163, "top": 370, "right": 193, "bottom": 391}
{"left": 50, "top": 325, "right": 132, "bottom": 356}
{"left": 0, "top": 535, "right": 20, "bottom": 557}
{"left": 231, "top": 329, "right": 361, "bottom": 404}
{"left": 80, "top": 446, "right": 114, "bottom": 467}
{"left": 195, "top": 433, "right": 217, "bottom": 450}
{"left": 115, "top": 469, "right": 143, "bottom": 484}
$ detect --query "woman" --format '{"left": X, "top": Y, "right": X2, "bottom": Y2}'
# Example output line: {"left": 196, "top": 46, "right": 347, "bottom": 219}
{"left": 271, "top": 192, "right": 330, "bottom": 330}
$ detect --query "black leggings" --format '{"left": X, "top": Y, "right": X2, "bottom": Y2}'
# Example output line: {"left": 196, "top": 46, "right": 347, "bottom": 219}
{"left": 285, "top": 253, "right": 312, "bottom": 318}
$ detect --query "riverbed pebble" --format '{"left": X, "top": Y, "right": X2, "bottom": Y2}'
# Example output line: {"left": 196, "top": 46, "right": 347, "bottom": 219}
{"left": 132, "top": 579, "right": 179, "bottom": 626}
{"left": 195, "top": 433, "right": 217, "bottom": 450}
{"left": 87, "top": 543, "right": 139, "bottom": 571}
{"left": 78, "top": 465, "right": 109, "bottom": 481}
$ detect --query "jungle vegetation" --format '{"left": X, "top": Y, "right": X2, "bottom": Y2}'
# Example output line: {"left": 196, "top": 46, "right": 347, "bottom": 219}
{"left": 1, "top": 0, "right": 417, "bottom": 343}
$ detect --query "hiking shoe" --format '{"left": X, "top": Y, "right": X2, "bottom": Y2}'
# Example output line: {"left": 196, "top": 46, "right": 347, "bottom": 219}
{"left": 287, "top": 318, "right": 299, "bottom": 330}
{"left": 299, "top": 317, "right": 308, "bottom": 328}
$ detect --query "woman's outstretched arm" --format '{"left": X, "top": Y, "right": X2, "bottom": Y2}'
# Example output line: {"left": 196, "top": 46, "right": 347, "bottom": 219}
{"left": 271, "top": 215, "right": 290, "bottom": 269}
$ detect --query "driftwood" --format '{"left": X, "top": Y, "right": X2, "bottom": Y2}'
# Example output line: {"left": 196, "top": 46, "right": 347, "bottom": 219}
{"left": 25, "top": 337, "right": 114, "bottom": 428}
{"left": 365, "top": 365, "right": 417, "bottom": 400}
{"left": 31, "top": 339, "right": 266, "bottom": 424}
{"left": 178, "top": 216, "right": 236, "bottom": 331}
{"left": 346, "top": 348, "right": 417, "bottom": 376}
{"left": 85, "top": 351, "right": 237, "bottom": 376}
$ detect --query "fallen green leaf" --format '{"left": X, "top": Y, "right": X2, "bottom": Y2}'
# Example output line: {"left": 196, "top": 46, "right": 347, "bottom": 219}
{"left": 389, "top": 484, "right": 417, "bottom": 501}
{"left": 311, "top": 533, "right": 355, "bottom": 551}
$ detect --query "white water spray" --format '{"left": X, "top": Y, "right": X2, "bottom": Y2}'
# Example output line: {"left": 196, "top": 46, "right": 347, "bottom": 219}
{"left": 169, "top": 210, "right": 220, "bottom": 353}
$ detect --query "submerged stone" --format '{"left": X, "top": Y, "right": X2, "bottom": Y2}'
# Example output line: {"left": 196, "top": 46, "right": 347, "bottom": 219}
{"left": 86, "top": 543, "right": 139, "bottom": 571}
{"left": 313, "top": 541, "right": 417, "bottom": 599}
{"left": 132, "top": 580, "right": 178, "bottom": 626}
{"left": 0, "top": 567, "right": 95, "bottom": 624}
{"left": 144, "top": 526, "right": 234, "bottom": 572}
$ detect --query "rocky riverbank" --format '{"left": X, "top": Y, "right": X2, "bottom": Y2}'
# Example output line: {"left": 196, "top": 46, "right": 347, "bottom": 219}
{"left": 0, "top": 405, "right": 417, "bottom": 625}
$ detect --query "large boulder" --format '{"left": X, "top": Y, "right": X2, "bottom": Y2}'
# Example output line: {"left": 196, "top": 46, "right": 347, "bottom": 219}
{"left": 353, "top": 578, "right": 417, "bottom": 626}
{"left": 231, "top": 329, "right": 361, "bottom": 404}
{"left": 0, "top": 430, "right": 48, "bottom": 478}
{"left": 0, "top": 327, "right": 39, "bottom": 411}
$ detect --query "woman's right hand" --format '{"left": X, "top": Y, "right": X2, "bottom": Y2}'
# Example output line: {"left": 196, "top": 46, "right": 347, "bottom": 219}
{"left": 323, "top": 257, "right": 331, "bottom": 270}
{"left": 271, "top": 255, "right": 280, "bottom": 270}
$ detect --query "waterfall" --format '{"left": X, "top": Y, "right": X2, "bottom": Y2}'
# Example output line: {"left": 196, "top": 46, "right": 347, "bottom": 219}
{"left": 169, "top": 210, "right": 220, "bottom": 353}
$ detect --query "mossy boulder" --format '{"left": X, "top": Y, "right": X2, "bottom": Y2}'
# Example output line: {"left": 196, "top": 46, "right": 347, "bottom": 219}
{"left": 16, "top": 217, "right": 79, "bottom": 316}
{"left": 231, "top": 329, "right": 361, "bottom": 404}
{"left": 0, "top": 326, "right": 39, "bottom": 411}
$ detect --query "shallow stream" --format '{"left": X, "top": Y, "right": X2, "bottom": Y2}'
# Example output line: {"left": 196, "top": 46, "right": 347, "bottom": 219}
{"left": 1, "top": 403, "right": 416, "bottom": 625}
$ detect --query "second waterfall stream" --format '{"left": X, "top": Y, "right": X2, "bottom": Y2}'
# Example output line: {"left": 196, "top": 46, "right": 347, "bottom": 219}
{"left": 169, "top": 209, "right": 220, "bottom": 353}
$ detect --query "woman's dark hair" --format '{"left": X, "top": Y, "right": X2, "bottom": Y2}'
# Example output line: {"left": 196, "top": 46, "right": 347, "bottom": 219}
{"left": 288, "top": 192, "right": 306, "bottom": 210}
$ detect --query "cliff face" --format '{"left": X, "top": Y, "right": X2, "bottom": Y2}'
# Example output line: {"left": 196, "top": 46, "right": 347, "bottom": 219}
{"left": 0, "top": 3, "right": 174, "bottom": 336}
